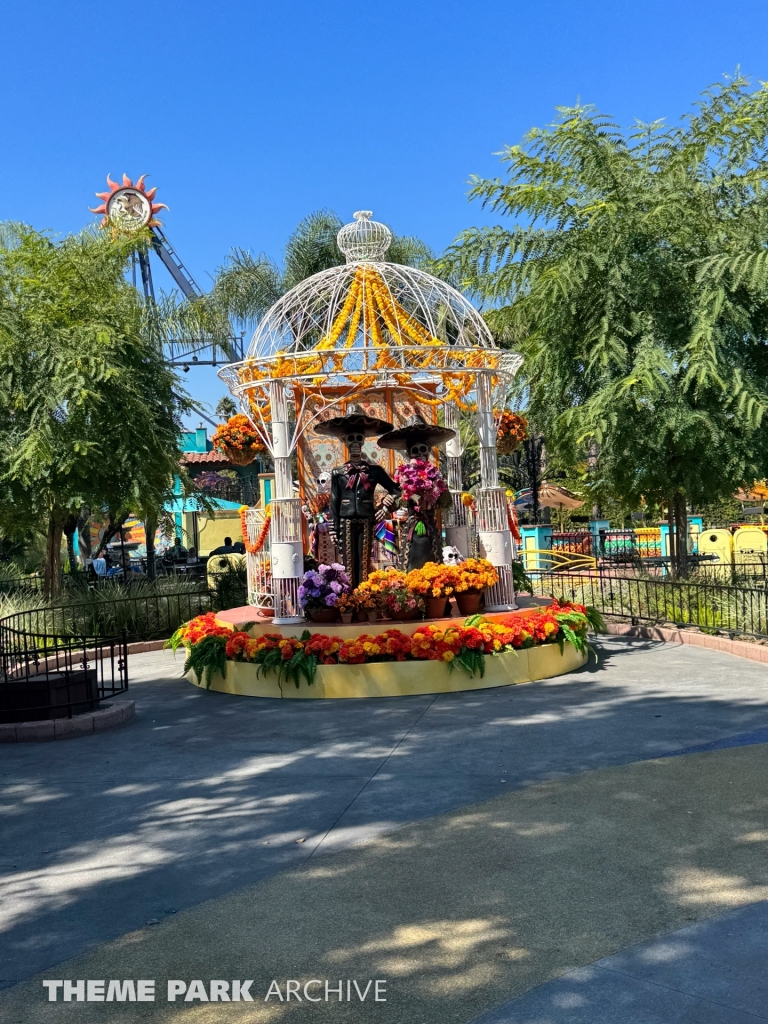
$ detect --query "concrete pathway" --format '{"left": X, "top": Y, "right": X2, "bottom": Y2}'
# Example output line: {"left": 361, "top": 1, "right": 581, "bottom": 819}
{"left": 1, "top": 636, "right": 767, "bottom": 1020}
{"left": 2, "top": 743, "right": 768, "bottom": 1023}
{"left": 473, "top": 900, "right": 768, "bottom": 1023}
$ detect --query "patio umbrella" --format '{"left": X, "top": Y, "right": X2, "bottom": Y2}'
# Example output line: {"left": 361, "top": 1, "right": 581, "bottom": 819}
{"left": 538, "top": 483, "right": 585, "bottom": 530}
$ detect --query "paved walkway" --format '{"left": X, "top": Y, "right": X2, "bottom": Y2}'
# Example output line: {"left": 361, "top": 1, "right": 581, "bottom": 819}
{"left": 1, "top": 636, "right": 767, "bottom": 1021}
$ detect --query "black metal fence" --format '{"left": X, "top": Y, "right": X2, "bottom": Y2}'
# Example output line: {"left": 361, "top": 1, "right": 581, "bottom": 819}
{"left": 531, "top": 570, "right": 768, "bottom": 639}
{"left": 0, "top": 568, "right": 252, "bottom": 722}
{"left": 0, "top": 617, "right": 128, "bottom": 723}
{"left": 4, "top": 586, "right": 217, "bottom": 644}
{"left": 550, "top": 531, "right": 593, "bottom": 555}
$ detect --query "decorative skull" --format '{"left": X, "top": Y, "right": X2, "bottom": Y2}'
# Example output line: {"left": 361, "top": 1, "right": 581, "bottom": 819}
{"left": 316, "top": 472, "right": 331, "bottom": 494}
{"left": 409, "top": 441, "right": 431, "bottom": 460}
{"left": 442, "top": 545, "right": 465, "bottom": 566}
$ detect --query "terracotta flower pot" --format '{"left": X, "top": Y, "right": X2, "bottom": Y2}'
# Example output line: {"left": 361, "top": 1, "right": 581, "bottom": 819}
{"left": 456, "top": 589, "right": 483, "bottom": 616}
{"left": 308, "top": 607, "right": 340, "bottom": 624}
{"left": 394, "top": 608, "right": 420, "bottom": 622}
{"left": 340, "top": 612, "right": 353, "bottom": 624}
{"left": 367, "top": 610, "right": 378, "bottom": 623}
{"left": 424, "top": 596, "right": 447, "bottom": 619}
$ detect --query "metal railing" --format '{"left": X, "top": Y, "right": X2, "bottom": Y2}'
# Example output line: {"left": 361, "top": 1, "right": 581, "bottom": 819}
{"left": 0, "top": 573, "right": 252, "bottom": 722}
{"left": 531, "top": 570, "right": 768, "bottom": 639}
{"left": 3, "top": 587, "right": 217, "bottom": 644}
{"left": 0, "top": 618, "right": 128, "bottom": 722}
{"left": 550, "top": 531, "right": 593, "bottom": 555}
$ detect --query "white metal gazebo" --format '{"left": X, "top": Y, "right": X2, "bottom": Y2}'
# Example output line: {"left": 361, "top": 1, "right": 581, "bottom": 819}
{"left": 219, "top": 211, "right": 522, "bottom": 622}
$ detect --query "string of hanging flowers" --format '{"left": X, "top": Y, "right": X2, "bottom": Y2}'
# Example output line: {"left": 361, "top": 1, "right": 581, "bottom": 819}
{"left": 240, "top": 504, "right": 271, "bottom": 554}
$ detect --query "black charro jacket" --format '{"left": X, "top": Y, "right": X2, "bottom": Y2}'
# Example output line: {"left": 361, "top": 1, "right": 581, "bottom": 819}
{"left": 330, "top": 462, "right": 400, "bottom": 532}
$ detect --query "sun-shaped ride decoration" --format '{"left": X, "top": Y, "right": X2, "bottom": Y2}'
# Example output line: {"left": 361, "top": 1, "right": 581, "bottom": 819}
{"left": 89, "top": 174, "right": 168, "bottom": 231}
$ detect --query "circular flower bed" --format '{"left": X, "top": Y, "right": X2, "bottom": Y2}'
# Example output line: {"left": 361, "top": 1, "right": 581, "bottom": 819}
{"left": 167, "top": 603, "right": 602, "bottom": 689}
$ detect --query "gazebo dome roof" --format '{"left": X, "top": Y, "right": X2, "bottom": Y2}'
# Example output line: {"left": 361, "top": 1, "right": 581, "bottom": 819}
{"left": 243, "top": 211, "right": 497, "bottom": 362}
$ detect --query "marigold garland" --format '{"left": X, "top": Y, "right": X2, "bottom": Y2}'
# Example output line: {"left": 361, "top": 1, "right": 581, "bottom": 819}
{"left": 240, "top": 504, "right": 271, "bottom": 555}
{"left": 234, "top": 263, "right": 505, "bottom": 409}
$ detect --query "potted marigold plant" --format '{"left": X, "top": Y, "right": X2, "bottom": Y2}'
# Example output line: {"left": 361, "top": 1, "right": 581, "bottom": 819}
{"left": 359, "top": 569, "right": 423, "bottom": 622}
{"left": 336, "top": 592, "right": 356, "bottom": 625}
{"left": 212, "top": 414, "right": 266, "bottom": 466}
{"left": 298, "top": 563, "right": 350, "bottom": 623}
{"left": 452, "top": 558, "right": 499, "bottom": 615}
{"left": 406, "top": 562, "right": 457, "bottom": 619}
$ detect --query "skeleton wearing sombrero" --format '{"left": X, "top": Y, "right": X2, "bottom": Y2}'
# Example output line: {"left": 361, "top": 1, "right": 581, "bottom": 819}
{"left": 377, "top": 415, "right": 456, "bottom": 572}
{"left": 316, "top": 407, "right": 401, "bottom": 589}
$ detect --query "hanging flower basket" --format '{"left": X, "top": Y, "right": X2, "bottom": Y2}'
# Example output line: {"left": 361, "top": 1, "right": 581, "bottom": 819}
{"left": 497, "top": 411, "right": 528, "bottom": 456}
{"left": 213, "top": 415, "right": 266, "bottom": 466}
{"left": 222, "top": 445, "right": 257, "bottom": 466}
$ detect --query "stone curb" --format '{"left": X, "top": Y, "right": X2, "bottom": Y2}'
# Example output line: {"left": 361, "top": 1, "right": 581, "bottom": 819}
{"left": 126, "top": 639, "right": 167, "bottom": 655}
{"left": 606, "top": 622, "right": 768, "bottom": 664}
{"left": 0, "top": 700, "right": 135, "bottom": 743}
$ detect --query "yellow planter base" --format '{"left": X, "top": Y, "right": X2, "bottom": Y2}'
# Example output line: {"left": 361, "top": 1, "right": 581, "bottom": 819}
{"left": 185, "top": 642, "right": 588, "bottom": 700}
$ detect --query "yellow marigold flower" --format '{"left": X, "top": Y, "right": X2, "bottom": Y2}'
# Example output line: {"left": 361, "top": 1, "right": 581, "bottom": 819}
{"left": 442, "top": 651, "right": 455, "bottom": 662}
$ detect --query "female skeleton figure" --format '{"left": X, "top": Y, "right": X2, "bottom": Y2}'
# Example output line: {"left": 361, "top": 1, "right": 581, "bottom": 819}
{"left": 377, "top": 415, "right": 456, "bottom": 572}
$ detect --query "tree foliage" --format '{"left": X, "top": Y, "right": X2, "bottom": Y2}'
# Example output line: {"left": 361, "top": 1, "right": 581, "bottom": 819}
{"left": 442, "top": 74, "right": 768, "bottom": 573}
{"left": 0, "top": 223, "right": 193, "bottom": 593}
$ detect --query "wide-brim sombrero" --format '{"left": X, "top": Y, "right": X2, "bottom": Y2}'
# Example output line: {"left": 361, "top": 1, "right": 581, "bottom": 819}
{"left": 377, "top": 414, "right": 456, "bottom": 451}
{"left": 315, "top": 405, "right": 393, "bottom": 439}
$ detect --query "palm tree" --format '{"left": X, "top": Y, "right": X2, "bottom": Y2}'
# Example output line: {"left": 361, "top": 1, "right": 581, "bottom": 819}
{"left": 210, "top": 210, "right": 434, "bottom": 331}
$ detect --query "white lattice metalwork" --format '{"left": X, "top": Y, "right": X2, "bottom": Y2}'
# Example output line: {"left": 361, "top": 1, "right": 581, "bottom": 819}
{"left": 337, "top": 211, "right": 392, "bottom": 262}
{"left": 217, "top": 213, "right": 520, "bottom": 462}
{"left": 244, "top": 508, "right": 272, "bottom": 610}
{"left": 218, "top": 210, "right": 523, "bottom": 615}
{"left": 485, "top": 565, "right": 516, "bottom": 612}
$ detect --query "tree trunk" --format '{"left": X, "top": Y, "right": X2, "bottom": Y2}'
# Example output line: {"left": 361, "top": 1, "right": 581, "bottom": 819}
{"left": 94, "top": 513, "right": 128, "bottom": 558}
{"left": 666, "top": 497, "right": 677, "bottom": 579}
{"left": 145, "top": 511, "right": 157, "bottom": 581}
{"left": 77, "top": 508, "right": 92, "bottom": 566}
{"left": 62, "top": 514, "right": 78, "bottom": 575}
{"left": 44, "top": 514, "right": 64, "bottom": 600}
{"left": 674, "top": 493, "right": 689, "bottom": 578}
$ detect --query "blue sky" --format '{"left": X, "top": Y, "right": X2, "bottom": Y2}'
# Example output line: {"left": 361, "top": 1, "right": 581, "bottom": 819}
{"left": 3, "top": 0, "right": 767, "bottom": 424}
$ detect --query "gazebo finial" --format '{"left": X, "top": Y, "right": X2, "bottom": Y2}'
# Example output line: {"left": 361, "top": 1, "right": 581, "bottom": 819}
{"left": 337, "top": 210, "right": 393, "bottom": 263}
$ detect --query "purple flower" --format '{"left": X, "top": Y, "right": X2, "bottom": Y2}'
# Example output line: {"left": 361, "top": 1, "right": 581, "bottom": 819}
{"left": 325, "top": 593, "right": 339, "bottom": 607}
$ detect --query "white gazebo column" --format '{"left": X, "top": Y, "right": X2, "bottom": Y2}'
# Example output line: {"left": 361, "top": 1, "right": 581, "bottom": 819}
{"left": 475, "top": 372, "right": 517, "bottom": 610}
{"left": 268, "top": 380, "right": 305, "bottom": 623}
{"left": 443, "top": 401, "right": 471, "bottom": 558}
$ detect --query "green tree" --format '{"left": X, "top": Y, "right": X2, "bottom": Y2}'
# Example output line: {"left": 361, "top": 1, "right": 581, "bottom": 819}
{"left": 442, "top": 74, "right": 768, "bottom": 575}
{"left": 215, "top": 396, "right": 237, "bottom": 420}
{"left": 211, "top": 210, "right": 434, "bottom": 327}
{"left": 0, "top": 223, "right": 193, "bottom": 595}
